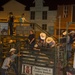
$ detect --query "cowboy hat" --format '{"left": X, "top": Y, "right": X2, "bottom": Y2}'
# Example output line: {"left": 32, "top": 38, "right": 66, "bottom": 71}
{"left": 40, "top": 32, "right": 46, "bottom": 40}
{"left": 46, "top": 37, "right": 53, "bottom": 43}
{"left": 9, "top": 48, "right": 16, "bottom": 52}
{"left": 34, "top": 44, "right": 38, "bottom": 47}
{"left": 69, "top": 31, "right": 75, "bottom": 34}
{"left": 63, "top": 31, "right": 67, "bottom": 35}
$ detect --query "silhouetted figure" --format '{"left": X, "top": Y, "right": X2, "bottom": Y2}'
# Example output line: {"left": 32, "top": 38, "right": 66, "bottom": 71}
{"left": 8, "top": 12, "right": 14, "bottom": 35}
{"left": 28, "top": 30, "right": 35, "bottom": 50}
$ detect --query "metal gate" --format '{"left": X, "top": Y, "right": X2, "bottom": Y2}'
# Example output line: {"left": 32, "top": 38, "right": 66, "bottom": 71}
{"left": 0, "top": 35, "right": 57, "bottom": 75}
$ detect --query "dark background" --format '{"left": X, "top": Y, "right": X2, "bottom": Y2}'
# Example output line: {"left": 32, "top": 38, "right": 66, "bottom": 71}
{"left": 0, "top": 0, "right": 75, "bottom": 10}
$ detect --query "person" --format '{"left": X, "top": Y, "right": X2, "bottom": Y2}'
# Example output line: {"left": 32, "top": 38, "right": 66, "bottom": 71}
{"left": 8, "top": 12, "right": 14, "bottom": 35}
{"left": 28, "top": 30, "right": 35, "bottom": 50}
{"left": 38, "top": 39, "right": 46, "bottom": 47}
{"left": 62, "top": 31, "right": 74, "bottom": 61}
{"left": 1, "top": 53, "right": 11, "bottom": 75}
{"left": 46, "top": 37, "right": 55, "bottom": 48}
{"left": 38, "top": 32, "right": 47, "bottom": 47}
{"left": 19, "top": 13, "right": 27, "bottom": 26}
{"left": 33, "top": 40, "right": 41, "bottom": 62}
{"left": 67, "top": 31, "right": 75, "bottom": 61}
{"left": 9, "top": 48, "right": 21, "bottom": 75}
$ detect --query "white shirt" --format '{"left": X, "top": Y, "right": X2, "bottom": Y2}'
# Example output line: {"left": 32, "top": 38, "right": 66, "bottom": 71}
{"left": 2, "top": 57, "right": 11, "bottom": 69}
{"left": 21, "top": 17, "right": 26, "bottom": 22}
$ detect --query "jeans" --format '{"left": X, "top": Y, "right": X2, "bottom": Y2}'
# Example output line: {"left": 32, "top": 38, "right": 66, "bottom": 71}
{"left": 11, "top": 62, "right": 18, "bottom": 75}
{"left": 29, "top": 42, "right": 35, "bottom": 49}
{"left": 66, "top": 43, "right": 72, "bottom": 60}
{"left": 1, "top": 68, "right": 7, "bottom": 75}
{"left": 9, "top": 22, "right": 13, "bottom": 35}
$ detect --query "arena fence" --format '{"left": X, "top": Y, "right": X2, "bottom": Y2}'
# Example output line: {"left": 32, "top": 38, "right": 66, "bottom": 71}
{"left": 0, "top": 22, "right": 63, "bottom": 75}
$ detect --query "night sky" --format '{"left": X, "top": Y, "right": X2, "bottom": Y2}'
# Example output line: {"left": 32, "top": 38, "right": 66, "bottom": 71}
{"left": 0, "top": 0, "right": 75, "bottom": 10}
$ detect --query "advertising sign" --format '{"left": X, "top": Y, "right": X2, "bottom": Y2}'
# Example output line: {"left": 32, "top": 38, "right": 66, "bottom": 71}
{"left": 0, "top": 23, "right": 8, "bottom": 35}
{"left": 32, "top": 66, "right": 53, "bottom": 75}
{"left": 22, "top": 64, "right": 53, "bottom": 75}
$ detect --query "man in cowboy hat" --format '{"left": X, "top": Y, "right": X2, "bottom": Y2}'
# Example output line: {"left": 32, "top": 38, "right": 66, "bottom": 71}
{"left": 46, "top": 37, "right": 55, "bottom": 48}
{"left": 63, "top": 31, "right": 74, "bottom": 61}
{"left": 40, "top": 32, "right": 46, "bottom": 40}
{"left": 9, "top": 48, "right": 21, "bottom": 75}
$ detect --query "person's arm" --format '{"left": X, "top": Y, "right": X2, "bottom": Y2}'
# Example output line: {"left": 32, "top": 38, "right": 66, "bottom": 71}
{"left": 30, "top": 38, "right": 35, "bottom": 44}
{"left": 24, "top": 17, "right": 29, "bottom": 22}
{"left": 30, "top": 34, "right": 35, "bottom": 44}
{"left": 34, "top": 47, "right": 40, "bottom": 51}
{"left": 66, "top": 72, "right": 72, "bottom": 75}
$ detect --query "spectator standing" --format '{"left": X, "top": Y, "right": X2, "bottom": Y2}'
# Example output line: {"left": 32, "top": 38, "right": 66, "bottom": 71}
{"left": 28, "top": 30, "right": 35, "bottom": 50}
{"left": 19, "top": 13, "right": 27, "bottom": 26}
{"left": 8, "top": 12, "right": 14, "bottom": 35}
{"left": 62, "top": 31, "right": 74, "bottom": 61}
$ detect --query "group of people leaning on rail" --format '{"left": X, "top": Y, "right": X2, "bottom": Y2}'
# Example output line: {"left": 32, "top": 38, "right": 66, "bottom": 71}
{"left": 27, "top": 30, "right": 56, "bottom": 51}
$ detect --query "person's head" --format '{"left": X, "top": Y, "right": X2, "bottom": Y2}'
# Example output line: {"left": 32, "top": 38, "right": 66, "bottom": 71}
{"left": 9, "top": 48, "right": 16, "bottom": 55}
{"left": 29, "top": 30, "right": 34, "bottom": 34}
{"left": 9, "top": 12, "right": 13, "bottom": 15}
{"left": 62, "top": 31, "right": 67, "bottom": 36}
{"left": 69, "top": 31, "right": 75, "bottom": 36}
{"left": 21, "top": 13, "right": 24, "bottom": 17}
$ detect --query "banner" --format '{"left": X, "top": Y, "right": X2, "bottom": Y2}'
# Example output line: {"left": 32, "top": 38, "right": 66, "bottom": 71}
{"left": 22, "top": 64, "right": 53, "bottom": 75}
{"left": 32, "top": 66, "right": 53, "bottom": 75}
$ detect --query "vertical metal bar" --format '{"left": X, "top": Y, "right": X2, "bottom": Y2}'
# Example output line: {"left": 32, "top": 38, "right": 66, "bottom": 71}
{"left": 58, "top": 16, "right": 61, "bottom": 44}
{"left": 58, "top": 16, "right": 61, "bottom": 61}
{"left": 64, "top": 22, "right": 69, "bottom": 67}
{"left": 54, "top": 46, "right": 57, "bottom": 75}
